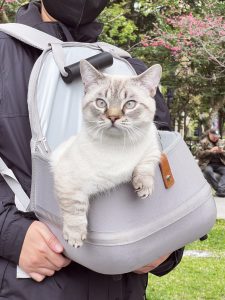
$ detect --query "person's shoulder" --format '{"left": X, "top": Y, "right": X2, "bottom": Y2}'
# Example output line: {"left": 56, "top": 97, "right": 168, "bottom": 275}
{"left": 125, "top": 57, "right": 147, "bottom": 75}
{"left": 0, "top": 31, "right": 12, "bottom": 39}
{"left": 199, "top": 136, "right": 208, "bottom": 144}
{"left": 0, "top": 31, "right": 18, "bottom": 46}
{"left": 0, "top": 31, "right": 26, "bottom": 52}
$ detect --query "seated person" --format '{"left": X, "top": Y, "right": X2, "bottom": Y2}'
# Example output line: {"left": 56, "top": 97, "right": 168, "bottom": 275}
{"left": 197, "top": 129, "right": 225, "bottom": 197}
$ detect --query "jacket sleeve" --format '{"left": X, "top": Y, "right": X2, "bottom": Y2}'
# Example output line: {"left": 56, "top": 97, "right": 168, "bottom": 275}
{"left": 0, "top": 183, "right": 34, "bottom": 264}
{"left": 150, "top": 247, "right": 184, "bottom": 277}
{"left": 0, "top": 44, "right": 34, "bottom": 265}
{"left": 196, "top": 140, "right": 213, "bottom": 159}
{"left": 126, "top": 57, "right": 171, "bottom": 130}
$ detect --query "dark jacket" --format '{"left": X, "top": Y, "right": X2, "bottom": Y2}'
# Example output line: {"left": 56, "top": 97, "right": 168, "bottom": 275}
{"left": 0, "top": 2, "right": 183, "bottom": 299}
{"left": 197, "top": 134, "right": 225, "bottom": 169}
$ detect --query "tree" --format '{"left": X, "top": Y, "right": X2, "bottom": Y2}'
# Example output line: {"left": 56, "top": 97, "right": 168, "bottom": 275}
{"left": 120, "top": 1, "right": 225, "bottom": 136}
{"left": 0, "top": 0, "right": 27, "bottom": 23}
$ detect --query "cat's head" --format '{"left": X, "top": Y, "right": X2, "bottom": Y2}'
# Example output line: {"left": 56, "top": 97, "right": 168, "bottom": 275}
{"left": 80, "top": 59, "right": 162, "bottom": 141}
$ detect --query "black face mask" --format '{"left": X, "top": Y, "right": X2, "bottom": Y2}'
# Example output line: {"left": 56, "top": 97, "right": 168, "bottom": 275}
{"left": 42, "top": 0, "right": 108, "bottom": 27}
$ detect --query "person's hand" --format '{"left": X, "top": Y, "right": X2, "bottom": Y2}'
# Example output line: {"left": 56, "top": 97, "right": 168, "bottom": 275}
{"left": 133, "top": 254, "right": 171, "bottom": 274}
{"left": 19, "top": 221, "right": 71, "bottom": 282}
{"left": 217, "top": 147, "right": 224, "bottom": 153}
{"left": 210, "top": 147, "right": 221, "bottom": 153}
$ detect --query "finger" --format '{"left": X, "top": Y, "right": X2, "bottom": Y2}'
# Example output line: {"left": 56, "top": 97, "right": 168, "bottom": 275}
{"left": 39, "top": 223, "right": 64, "bottom": 253}
{"left": 35, "top": 258, "right": 62, "bottom": 271}
{"left": 35, "top": 268, "right": 55, "bottom": 277}
{"left": 37, "top": 223, "right": 71, "bottom": 269}
{"left": 46, "top": 251, "right": 71, "bottom": 269}
{"left": 29, "top": 272, "right": 46, "bottom": 282}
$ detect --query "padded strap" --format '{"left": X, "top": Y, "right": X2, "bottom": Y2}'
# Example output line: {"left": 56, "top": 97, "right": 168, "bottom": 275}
{"left": 0, "top": 23, "right": 61, "bottom": 50}
{"left": 0, "top": 157, "right": 31, "bottom": 277}
{"left": 0, "top": 157, "right": 30, "bottom": 212}
{"left": 97, "top": 42, "right": 131, "bottom": 58}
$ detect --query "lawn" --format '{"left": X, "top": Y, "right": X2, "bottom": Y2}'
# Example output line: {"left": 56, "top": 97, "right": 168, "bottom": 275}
{"left": 146, "top": 220, "right": 225, "bottom": 300}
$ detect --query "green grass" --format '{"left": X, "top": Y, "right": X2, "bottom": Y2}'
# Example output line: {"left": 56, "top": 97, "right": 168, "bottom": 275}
{"left": 146, "top": 220, "right": 225, "bottom": 300}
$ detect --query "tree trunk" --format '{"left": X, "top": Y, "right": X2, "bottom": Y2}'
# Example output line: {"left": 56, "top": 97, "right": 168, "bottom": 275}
{"left": 0, "top": 10, "right": 9, "bottom": 23}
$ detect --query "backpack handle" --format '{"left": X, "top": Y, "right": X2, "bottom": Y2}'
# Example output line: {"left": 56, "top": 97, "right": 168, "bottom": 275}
{"left": 0, "top": 23, "right": 61, "bottom": 50}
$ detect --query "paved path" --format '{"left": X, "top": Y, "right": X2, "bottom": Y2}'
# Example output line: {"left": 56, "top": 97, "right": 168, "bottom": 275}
{"left": 184, "top": 250, "right": 225, "bottom": 258}
{"left": 214, "top": 196, "right": 225, "bottom": 219}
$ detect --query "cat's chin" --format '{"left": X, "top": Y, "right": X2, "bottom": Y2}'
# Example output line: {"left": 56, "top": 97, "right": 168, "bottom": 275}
{"left": 105, "top": 126, "right": 122, "bottom": 137}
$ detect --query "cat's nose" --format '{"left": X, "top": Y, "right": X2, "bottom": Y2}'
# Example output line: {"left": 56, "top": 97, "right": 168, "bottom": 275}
{"left": 108, "top": 116, "right": 120, "bottom": 123}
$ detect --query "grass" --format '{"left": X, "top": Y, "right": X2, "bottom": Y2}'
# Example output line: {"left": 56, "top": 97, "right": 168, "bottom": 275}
{"left": 146, "top": 220, "right": 225, "bottom": 300}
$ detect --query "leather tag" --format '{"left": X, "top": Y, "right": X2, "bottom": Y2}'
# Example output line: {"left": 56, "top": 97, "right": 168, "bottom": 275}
{"left": 159, "top": 153, "right": 175, "bottom": 189}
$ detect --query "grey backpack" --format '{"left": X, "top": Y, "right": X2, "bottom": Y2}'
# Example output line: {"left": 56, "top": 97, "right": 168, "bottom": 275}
{"left": 0, "top": 24, "right": 216, "bottom": 275}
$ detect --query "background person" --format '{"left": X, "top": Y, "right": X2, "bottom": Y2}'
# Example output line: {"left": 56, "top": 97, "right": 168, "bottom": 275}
{"left": 197, "top": 129, "right": 225, "bottom": 197}
{"left": 0, "top": 1, "right": 183, "bottom": 299}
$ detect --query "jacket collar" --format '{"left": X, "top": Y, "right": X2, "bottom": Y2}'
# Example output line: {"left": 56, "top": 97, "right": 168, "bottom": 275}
{"left": 15, "top": 1, "right": 103, "bottom": 42}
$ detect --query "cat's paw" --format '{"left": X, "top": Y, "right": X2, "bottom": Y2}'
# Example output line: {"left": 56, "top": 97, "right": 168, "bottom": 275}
{"left": 63, "top": 223, "right": 87, "bottom": 248}
{"left": 132, "top": 175, "right": 154, "bottom": 198}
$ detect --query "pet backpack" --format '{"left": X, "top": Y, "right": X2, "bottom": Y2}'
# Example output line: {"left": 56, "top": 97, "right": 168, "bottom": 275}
{"left": 0, "top": 24, "right": 216, "bottom": 275}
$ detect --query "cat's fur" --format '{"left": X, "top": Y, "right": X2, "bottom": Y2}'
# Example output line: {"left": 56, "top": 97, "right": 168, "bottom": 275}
{"left": 51, "top": 60, "right": 162, "bottom": 247}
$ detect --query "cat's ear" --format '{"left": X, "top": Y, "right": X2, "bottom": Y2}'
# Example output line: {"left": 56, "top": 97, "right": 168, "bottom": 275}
{"left": 80, "top": 60, "right": 104, "bottom": 90}
{"left": 135, "top": 64, "right": 162, "bottom": 97}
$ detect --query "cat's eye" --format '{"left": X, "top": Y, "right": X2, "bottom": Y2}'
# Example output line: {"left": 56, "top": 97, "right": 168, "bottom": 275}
{"left": 124, "top": 100, "right": 137, "bottom": 110}
{"left": 96, "top": 99, "right": 107, "bottom": 109}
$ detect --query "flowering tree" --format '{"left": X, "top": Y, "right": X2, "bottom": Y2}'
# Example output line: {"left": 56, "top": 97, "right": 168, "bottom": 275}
{"left": 0, "top": 0, "right": 27, "bottom": 23}
{"left": 143, "top": 13, "right": 225, "bottom": 78}
{"left": 133, "top": 7, "right": 225, "bottom": 136}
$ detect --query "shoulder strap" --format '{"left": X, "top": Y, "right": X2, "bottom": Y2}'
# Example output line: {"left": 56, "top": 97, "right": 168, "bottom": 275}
{"left": 0, "top": 23, "right": 61, "bottom": 50}
{"left": 97, "top": 42, "right": 131, "bottom": 58}
{"left": 0, "top": 157, "right": 30, "bottom": 212}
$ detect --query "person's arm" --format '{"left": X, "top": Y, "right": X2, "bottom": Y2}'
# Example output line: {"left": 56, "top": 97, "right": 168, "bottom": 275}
{"left": 0, "top": 175, "right": 71, "bottom": 282}
{"left": 196, "top": 141, "right": 215, "bottom": 159}
{"left": 0, "top": 181, "right": 34, "bottom": 264}
{"left": 19, "top": 220, "right": 71, "bottom": 282}
{"left": 134, "top": 248, "right": 184, "bottom": 276}
{"left": 0, "top": 41, "right": 34, "bottom": 264}
{"left": 150, "top": 248, "right": 184, "bottom": 276}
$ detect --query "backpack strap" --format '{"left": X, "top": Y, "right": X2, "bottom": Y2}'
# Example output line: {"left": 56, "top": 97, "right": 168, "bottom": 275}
{"left": 0, "top": 156, "right": 33, "bottom": 277}
{"left": 0, "top": 157, "right": 30, "bottom": 212}
{"left": 0, "top": 23, "right": 61, "bottom": 50}
{"left": 97, "top": 42, "right": 131, "bottom": 58}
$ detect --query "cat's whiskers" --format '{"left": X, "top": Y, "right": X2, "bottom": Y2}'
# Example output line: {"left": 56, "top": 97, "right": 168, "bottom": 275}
{"left": 86, "top": 124, "right": 100, "bottom": 135}
{"left": 123, "top": 127, "right": 137, "bottom": 150}
{"left": 86, "top": 120, "right": 106, "bottom": 135}
{"left": 122, "top": 130, "right": 128, "bottom": 152}
{"left": 93, "top": 123, "right": 108, "bottom": 143}
{"left": 127, "top": 128, "right": 140, "bottom": 144}
{"left": 93, "top": 126, "right": 103, "bottom": 140}
{"left": 129, "top": 127, "right": 144, "bottom": 143}
{"left": 131, "top": 125, "right": 144, "bottom": 137}
{"left": 120, "top": 123, "right": 143, "bottom": 145}
{"left": 99, "top": 126, "right": 105, "bottom": 145}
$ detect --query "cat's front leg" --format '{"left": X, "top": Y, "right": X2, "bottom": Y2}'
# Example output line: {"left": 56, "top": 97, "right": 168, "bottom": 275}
{"left": 132, "top": 148, "right": 161, "bottom": 198}
{"left": 59, "top": 191, "right": 89, "bottom": 248}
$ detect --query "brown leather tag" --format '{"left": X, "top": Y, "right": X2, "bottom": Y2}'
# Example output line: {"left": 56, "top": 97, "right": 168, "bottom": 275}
{"left": 159, "top": 153, "right": 175, "bottom": 189}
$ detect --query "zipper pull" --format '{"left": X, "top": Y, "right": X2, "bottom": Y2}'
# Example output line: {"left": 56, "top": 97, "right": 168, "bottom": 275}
{"left": 42, "top": 137, "right": 49, "bottom": 153}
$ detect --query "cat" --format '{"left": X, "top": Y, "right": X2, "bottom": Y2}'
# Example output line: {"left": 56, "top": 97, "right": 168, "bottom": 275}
{"left": 51, "top": 60, "right": 162, "bottom": 248}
